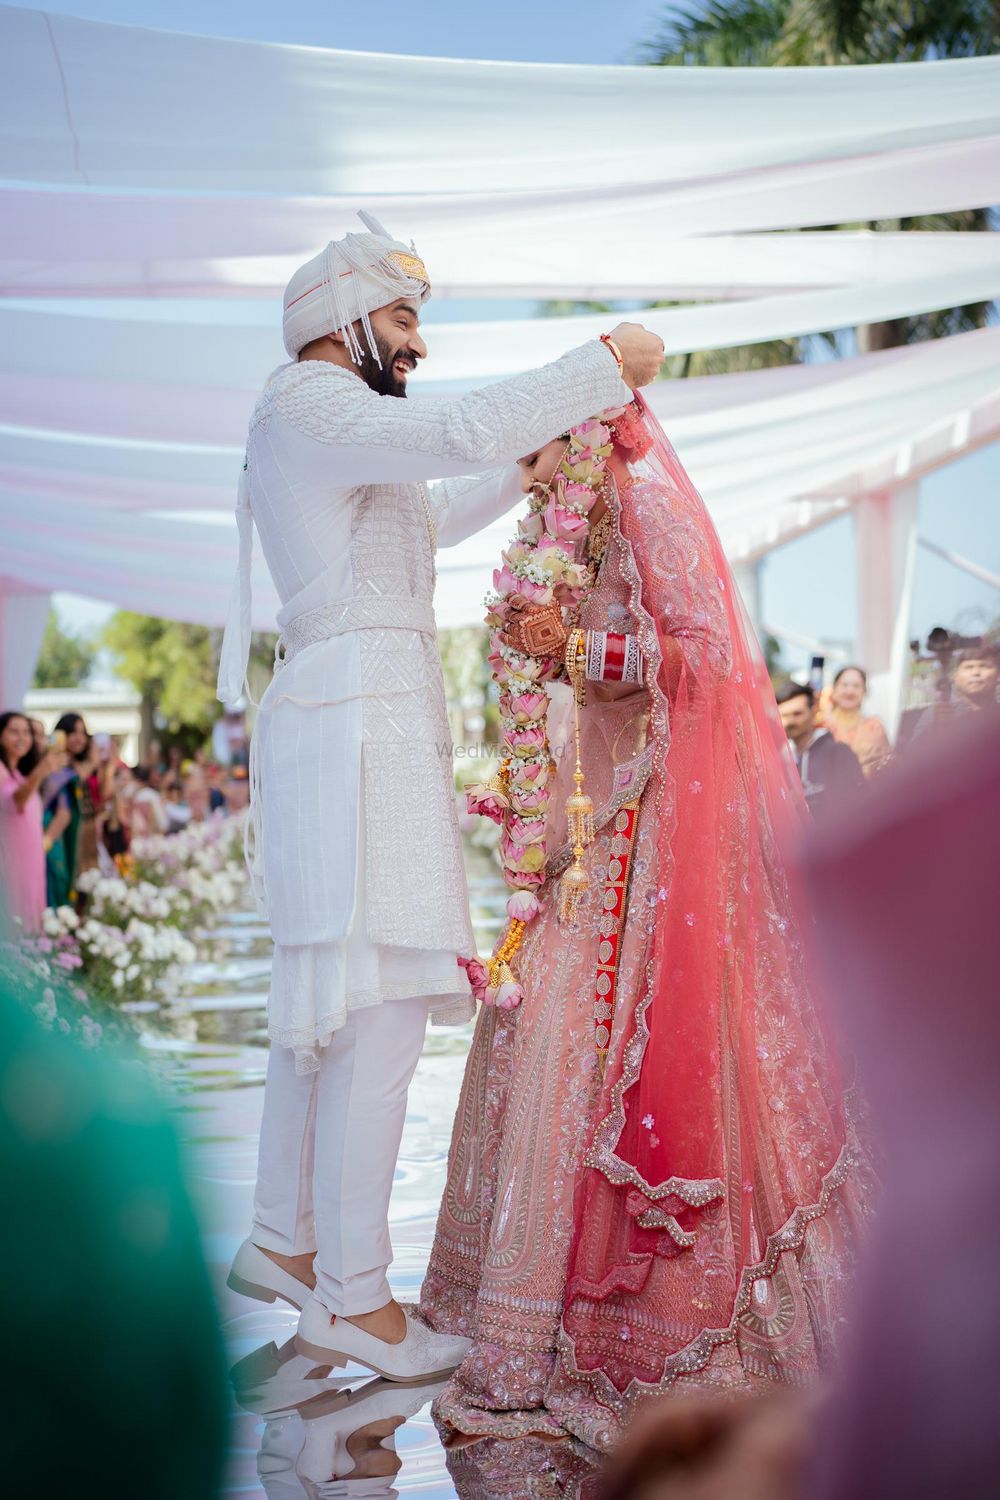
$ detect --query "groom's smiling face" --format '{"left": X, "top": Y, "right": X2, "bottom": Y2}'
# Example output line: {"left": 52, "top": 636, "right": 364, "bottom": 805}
{"left": 356, "top": 299, "right": 428, "bottom": 398}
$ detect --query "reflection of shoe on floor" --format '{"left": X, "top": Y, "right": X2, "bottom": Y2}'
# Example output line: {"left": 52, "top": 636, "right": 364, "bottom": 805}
{"left": 230, "top": 1335, "right": 348, "bottom": 1415}
{"left": 296, "top": 1294, "right": 471, "bottom": 1383}
{"left": 228, "top": 1238, "right": 312, "bottom": 1311}
{"left": 295, "top": 1374, "right": 449, "bottom": 1493}
{"left": 258, "top": 1410, "right": 313, "bottom": 1500}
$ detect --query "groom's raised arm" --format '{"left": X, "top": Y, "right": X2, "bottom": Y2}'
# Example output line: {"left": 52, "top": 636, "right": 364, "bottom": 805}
{"left": 429, "top": 466, "right": 524, "bottom": 548}
{"left": 270, "top": 340, "right": 630, "bottom": 487}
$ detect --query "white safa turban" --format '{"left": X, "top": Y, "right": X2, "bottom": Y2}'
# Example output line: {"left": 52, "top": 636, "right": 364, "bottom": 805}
{"left": 281, "top": 210, "right": 431, "bottom": 361}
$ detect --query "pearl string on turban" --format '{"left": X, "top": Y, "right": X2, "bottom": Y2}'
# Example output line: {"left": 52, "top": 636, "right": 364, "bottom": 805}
{"left": 281, "top": 210, "right": 431, "bottom": 361}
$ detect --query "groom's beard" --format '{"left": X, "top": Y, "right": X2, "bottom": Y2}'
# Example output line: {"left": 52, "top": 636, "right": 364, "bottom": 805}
{"left": 357, "top": 329, "right": 415, "bottom": 398}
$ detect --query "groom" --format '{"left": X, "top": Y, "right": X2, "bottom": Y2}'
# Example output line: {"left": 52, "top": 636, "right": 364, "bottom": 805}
{"left": 218, "top": 213, "right": 663, "bottom": 1380}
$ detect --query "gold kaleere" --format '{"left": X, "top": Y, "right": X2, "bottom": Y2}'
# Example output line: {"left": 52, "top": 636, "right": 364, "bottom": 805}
{"left": 487, "top": 918, "right": 527, "bottom": 989}
{"left": 559, "top": 630, "right": 595, "bottom": 923}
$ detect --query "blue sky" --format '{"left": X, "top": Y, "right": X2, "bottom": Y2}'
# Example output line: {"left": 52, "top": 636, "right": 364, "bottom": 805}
{"left": 12, "top": 0, "right": 999, "bottom": 669}
{"left": 9, "top": 0, "right": 669, "bottom": 61}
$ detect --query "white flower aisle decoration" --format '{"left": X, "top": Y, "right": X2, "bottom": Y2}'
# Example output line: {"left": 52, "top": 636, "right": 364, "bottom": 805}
{"left": 5, "top": 814, "right": 247, "bottom": 1047}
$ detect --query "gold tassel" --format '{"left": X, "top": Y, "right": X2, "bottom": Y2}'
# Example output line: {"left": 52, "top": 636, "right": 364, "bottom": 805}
{"left": 487, "top": 918, "right": 527, "bottom": 988}
{"left": 559, "top": 630, "right": 594, "bottom": 923}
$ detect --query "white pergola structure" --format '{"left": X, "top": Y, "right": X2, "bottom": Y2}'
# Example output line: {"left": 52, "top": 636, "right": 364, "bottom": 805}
{"left": 1, "top": 4, "right": 999, "bottom": 726}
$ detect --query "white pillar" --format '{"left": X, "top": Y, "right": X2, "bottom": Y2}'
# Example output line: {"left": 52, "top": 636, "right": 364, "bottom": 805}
{"left": 0, "top": 585, "right": 50, "bottom": 709}
{"left": 731, "top": 559, "right": 761, "bottom": 637}
{"left": 854, "top": 483, "right": 918, "bottom": 735}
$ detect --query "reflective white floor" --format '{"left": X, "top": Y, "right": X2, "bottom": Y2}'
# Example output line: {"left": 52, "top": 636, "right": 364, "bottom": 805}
{"left": 156, "top": 855, "right": 602, "bottom": 1497}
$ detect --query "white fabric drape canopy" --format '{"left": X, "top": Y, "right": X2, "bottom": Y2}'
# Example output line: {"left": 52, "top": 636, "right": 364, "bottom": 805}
{"left": 4, "top": 6, "right": 1000, "bottom": 194}
{"left": 3, "top": 329, "right": 998, "bottom": 628}
{"left": 1, "top": 5, "right": 998, "bottom": 647}
{"left": 6, "top": 229, "right": 1000, "bottom": 390}
{"left": 5, "top": 200, "right": 1000, "bottom": 301}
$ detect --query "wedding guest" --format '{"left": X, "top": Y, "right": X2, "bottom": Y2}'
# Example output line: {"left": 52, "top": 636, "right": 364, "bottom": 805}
{"left": 212, "top": 704, "right": 250, "bottom": 769}
{"left": 164, "top": 781, "right": 192, "bottom": 833}
{"left": 164, "top": 744, "right": 184, "bottom": 788}
{"left": 130, "top": 765, "right": 169, "bottom": 837}
{"left": 41, "top": 713, "right": 92, "bottom": 906}
{"left": 224, "top": 765, "right": 250, "bottom": 813}
{"left": 140, "top": 737, "right": 164, "bottom": 778}
{"left": 0, "top": 712, "right": 64, "bottom": 936}
{"left": 184, "top": 748, "right": 210, "bottom": 823}
{"left": 207, "top": 763, "right": 227, "bottom": 815}
{"left": 910, "top": 642, "right": 1000, "bottom": 746}
{"left": 777, "top": 682, "right": 864, "bottom": 818}
{"left": 820, "top": 665, "right": 891, "bottom": 776}
{"left": 101, "top": 762, "right": 132, "bottom": 860}
{"left": 28, "top": 717, "right": 47, "bottom": 760}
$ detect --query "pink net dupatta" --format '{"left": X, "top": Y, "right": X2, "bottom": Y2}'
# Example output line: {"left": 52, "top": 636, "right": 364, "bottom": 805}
{"left": 562, "top": 394, "right": 853, "bottom": 1392}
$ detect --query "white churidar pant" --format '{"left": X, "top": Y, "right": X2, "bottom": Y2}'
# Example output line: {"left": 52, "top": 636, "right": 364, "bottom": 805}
{"left": 251, "top": 992, "right": 430, "bottom": 1316}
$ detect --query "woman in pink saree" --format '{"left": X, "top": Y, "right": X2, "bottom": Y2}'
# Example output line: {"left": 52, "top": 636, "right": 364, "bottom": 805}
{"left": 419, "top": 397, "right": 871, "bottom": 1451}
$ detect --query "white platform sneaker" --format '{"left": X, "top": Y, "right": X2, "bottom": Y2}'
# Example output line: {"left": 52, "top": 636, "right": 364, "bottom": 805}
{"left": 295, "top": 1293, "right": 471, "bottom": 1384}
{"left": 227, "top": 1238, "right": 313, "bottom": 1311}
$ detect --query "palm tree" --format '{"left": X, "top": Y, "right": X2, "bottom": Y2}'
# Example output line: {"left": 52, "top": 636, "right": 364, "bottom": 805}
{"left": 640, "top": 1, "right": 998, "bottom": 368}
{"left": 648, "top": 1, "right": 998, "bottom": 68}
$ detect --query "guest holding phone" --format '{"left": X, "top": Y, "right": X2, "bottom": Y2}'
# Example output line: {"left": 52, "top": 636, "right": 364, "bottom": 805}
{"left": 0, "top": 711, "right": 66, "bottom": 935}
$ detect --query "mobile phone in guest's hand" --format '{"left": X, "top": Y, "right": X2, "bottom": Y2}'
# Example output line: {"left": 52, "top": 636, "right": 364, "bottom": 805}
{"left": 50, "top": 729, "right": 66, "bottom": 752}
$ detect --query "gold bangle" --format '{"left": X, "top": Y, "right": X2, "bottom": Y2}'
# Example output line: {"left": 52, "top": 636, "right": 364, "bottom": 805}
{"left": 564, "top": 627, "right": 585, "bottom": 681}
{"left": 599, "top": 333, "right": 624, "bottom": 375}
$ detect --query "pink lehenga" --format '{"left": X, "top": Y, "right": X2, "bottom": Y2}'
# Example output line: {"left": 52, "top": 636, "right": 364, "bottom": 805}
{"left": 419, "top": 397, "right": 872, "bottom": 1451}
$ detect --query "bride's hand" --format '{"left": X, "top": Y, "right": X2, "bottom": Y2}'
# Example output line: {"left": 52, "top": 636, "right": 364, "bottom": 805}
{"left": 502, "top": 598, "right": 569, "bottom": 658}
{"left": 608, "top": 321, "right": 665, "bottom": 389}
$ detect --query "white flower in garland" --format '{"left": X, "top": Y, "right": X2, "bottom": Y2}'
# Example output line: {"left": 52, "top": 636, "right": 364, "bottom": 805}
{"left": 463, "top": 409, "right": 624, "bottom": 1007}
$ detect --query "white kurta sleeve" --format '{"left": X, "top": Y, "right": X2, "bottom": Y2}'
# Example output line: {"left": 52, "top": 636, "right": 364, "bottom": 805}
{"left": 429, "top": 465, "right": 524, "bottom": 549}
{"left": 271, "top": 339, "right": 630, "bottom": 486}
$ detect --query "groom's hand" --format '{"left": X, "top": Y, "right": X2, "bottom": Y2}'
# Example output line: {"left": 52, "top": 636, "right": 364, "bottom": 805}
{"left": 609, "top": 322, "right": 665, "bottom": 389}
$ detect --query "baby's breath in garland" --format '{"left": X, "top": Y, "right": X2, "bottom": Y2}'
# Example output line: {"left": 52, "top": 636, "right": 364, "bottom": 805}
{"left": 463, "top": 413, "right": 622, "bottom": 1008}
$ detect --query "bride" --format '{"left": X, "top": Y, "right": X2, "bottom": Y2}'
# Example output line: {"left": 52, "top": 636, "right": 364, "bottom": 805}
{"left": 419, "top": 395, "right": 871, "bottom": 1451}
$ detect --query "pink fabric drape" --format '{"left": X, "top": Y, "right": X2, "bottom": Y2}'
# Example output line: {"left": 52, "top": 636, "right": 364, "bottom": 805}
{"left": 563, "top": 395, "right": 851, "bottom": 1389}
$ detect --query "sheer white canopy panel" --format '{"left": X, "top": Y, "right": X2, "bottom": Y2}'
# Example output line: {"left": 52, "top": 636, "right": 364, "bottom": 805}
{"left": 0, "top": 3, "right": 997, "bottom": 649}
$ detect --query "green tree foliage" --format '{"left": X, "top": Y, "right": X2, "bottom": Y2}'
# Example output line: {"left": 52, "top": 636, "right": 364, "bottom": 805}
{"left": 102, "top": 613, "right": 277, "bottom": 745}
{"left": 646, "top": 1, "right": 998, "bottom": 68}
{"left": 438, "top": 625, "right": 499, "bottom": 747}
{"left": 631, "top": 2, "right": 999, "bottom": 372}
{"left": 32, "top": 609, "right": 96, "bottom": 689}
{"left": 103, "top": 614, "right": 219, "bottom": 740}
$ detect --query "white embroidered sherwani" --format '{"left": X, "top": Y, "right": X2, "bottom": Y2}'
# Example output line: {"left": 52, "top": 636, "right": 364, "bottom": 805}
{"left": 243, "top": 342, "right": 629, "bottom": 1067}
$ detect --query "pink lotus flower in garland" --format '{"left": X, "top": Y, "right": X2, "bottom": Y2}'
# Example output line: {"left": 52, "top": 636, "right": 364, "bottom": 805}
{"left": 506, "top": 723, "right": 547, "bottom": 755}
{"left": 472, "top": 407, "right": 625, "bottom": 941}
{"left": 460, "top": 404, "right": 644, "bottom": 1014}
{"left": 507, "top": 690, "right": 549, "bottom": 723}
{"left": 465, "top": 781, "right": 510, "bottom": 825}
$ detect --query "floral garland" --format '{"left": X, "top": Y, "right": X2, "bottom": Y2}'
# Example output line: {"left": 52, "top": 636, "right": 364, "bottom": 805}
{"left": 464, "top": 413, "right": 621, "bottom": 1008}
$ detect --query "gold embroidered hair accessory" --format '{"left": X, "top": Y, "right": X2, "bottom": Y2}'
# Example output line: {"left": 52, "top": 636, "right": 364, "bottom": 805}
{"left": 387, "top": 249, "right": 430, "bottom": 287}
